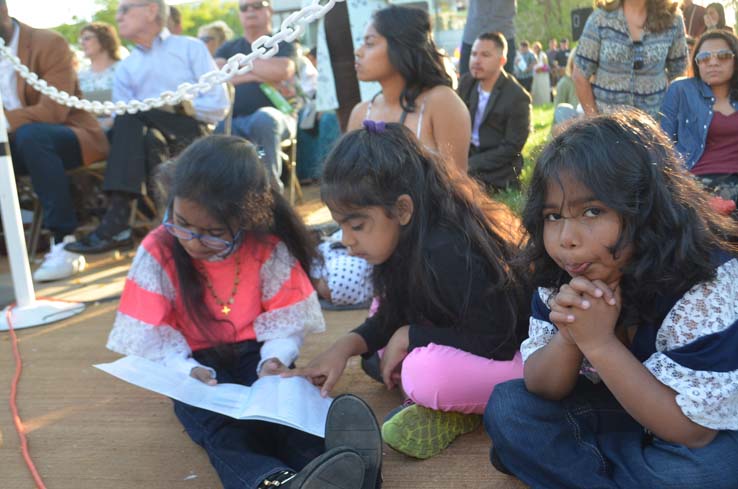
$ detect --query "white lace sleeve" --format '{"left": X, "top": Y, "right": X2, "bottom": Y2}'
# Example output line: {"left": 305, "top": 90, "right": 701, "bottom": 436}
{"left": 254, "top": 292, "right": 325, "bottom": 341}
{"left": 107, "top": 312, "right": 214, "bottom": 377}
{"left": 254, "top": 241, "right": 326, "bottom": 341}
{"left": 258, "top": 333, "right": 304, "bottom": 373}
{"left": 643, "top": 258, "right": 738, "bottom": 429}
{"left": 108, "top": 241, "right": 214, "bottom": 378}
{"left": 521, "top": 287, "right": 557, "bottom": 362}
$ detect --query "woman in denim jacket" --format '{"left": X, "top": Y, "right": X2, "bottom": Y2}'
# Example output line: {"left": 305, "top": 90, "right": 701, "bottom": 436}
{"left": 661, "top": 30, "right": 738, "bottom": 207}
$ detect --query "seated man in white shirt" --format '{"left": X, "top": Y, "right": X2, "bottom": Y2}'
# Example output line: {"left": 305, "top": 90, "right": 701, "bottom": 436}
{"left": 457, "top": 32, "right": 532, "bottom": 191}
{"left": 68, "top": 0, "right": 229, "bottom": 254}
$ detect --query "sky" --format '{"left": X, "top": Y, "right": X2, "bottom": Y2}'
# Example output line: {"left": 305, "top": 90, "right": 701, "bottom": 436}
{"left": 6, "top": 0, "right": 192, "bottom": 28}
{"left": 6, "top": 0, "right": 735, "bottom": 29}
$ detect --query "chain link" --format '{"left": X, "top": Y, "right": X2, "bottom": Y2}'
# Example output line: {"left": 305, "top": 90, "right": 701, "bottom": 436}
{"left": 0, "top": 0, "right": 341, "bottom": 116}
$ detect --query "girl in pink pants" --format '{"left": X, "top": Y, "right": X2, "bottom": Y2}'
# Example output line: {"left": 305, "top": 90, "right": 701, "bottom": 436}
{"left": 286, "top": 122, "right": 530, "bottom": 459}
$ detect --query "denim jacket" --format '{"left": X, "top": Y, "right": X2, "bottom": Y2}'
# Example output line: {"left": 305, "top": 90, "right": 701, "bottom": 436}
{"left": 660, "top": 77, "right": 738, "bottom": 170}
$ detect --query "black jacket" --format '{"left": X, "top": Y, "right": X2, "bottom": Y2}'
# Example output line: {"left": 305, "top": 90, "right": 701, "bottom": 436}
{"left": 457, "top": 71, "right": 531, "bottom": 189}
{"left": 353, "top": 226, "right": 529, "bottom": 361}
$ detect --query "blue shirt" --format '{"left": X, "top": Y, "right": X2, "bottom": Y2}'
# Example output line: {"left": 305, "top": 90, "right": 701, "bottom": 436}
{"left": 660, "top": 77, "right": 738, "bottom": 170}
{"left": 113, "top": 29, "right": 229, "bottom": 124}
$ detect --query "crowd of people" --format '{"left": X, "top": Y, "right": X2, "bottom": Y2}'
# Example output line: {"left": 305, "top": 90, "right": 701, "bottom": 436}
{"left": 1, "top": 0, "right": 737, "bottom": 488}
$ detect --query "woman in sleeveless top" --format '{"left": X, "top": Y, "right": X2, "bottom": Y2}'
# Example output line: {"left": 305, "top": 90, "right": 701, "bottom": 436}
{"left": 347, "top": 5, "right": 471, "bottom": 173}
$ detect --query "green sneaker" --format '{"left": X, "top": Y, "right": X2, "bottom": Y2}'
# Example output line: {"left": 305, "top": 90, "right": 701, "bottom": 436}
{"left": 381, "top": 404, "right": 481, "bottom": 459}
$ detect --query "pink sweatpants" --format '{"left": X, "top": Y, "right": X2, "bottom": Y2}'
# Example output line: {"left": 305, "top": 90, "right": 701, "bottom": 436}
{"left": 400, "top": 343, "right": 524, "bottom": 415}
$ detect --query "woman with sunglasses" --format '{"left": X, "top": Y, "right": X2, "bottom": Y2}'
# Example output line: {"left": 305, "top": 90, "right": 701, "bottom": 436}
{"left": 661, "top": 30, "right": 738, "bottom": 210}
{"left": 573, "top": 0, "right": 688, "bottom": 119}
{"left": 106, "top": 135, "right": 382, "bottom": 489}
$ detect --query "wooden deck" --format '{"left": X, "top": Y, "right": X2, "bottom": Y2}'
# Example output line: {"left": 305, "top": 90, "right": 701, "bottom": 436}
{"left": 0, "top": 186, "right": 527, "bottom": 489}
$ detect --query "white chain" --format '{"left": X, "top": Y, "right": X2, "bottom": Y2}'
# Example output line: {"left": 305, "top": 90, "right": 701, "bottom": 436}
{"left": 0, "top": 0, "right": 341, "bottom": 116}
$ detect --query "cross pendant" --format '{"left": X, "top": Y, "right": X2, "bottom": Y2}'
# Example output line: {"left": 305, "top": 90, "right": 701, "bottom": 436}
{"left": 221, "top": 305, "right": 231, "bottom": 315}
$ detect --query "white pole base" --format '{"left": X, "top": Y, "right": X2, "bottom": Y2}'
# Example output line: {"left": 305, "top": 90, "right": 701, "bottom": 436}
{"left": 0, "top": 299, "right": 85, "bottom": 331}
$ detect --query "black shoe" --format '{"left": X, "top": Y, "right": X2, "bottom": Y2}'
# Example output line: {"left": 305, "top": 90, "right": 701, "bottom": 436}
{"left": 65, "top": 229, "right": 133, "bottom": 254}
{"left": 284, "top": 447, "right": 365, "bottom": 489}
{"left": 326, "top": 394, "right": 383, "bottom": 489}
{"left": 360, "top": 353, "right": 383, "bottom": 384}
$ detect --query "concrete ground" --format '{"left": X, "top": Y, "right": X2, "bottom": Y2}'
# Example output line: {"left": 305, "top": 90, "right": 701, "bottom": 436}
{"left": 0, "top": 185, "right": 527, "bottom": 489}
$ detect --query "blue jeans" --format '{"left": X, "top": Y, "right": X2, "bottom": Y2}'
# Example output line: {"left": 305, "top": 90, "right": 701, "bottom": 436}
{"left": 174, "top": 341, "right": 324, "bottom": 489}
{"left": 11, "top": 122, "right": 83, "bottom": 238}
{"left": 217, "top": 107, "right": 296, "bottom": 191}
{"left": 485, "top": 378, "right": 738, "bottom": 489}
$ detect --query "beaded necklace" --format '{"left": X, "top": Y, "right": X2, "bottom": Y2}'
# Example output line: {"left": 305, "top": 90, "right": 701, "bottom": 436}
{"left": 202, "top": 251, "right": 241, "bottom": 315}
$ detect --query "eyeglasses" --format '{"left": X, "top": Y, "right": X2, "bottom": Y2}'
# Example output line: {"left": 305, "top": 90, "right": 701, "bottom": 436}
{"left": 199, "top": 36, "right": 214, "bottom": 43}
{"left": 162, "top": 210, "right": 241, "bottom": 251}
{"left": 79, "top": 34, "right": 96, "bottom": 42}
{"left": 239, "top": 1, "right": 269, "bottom": 12}
{"left": 633, "top": 41, "right": 644, "bottom": 71}
{"left": 117, "top": 2, "right": 149, "bottom": 15}
{"left": 695, "top": 49, "right": 735, "bottom": 65}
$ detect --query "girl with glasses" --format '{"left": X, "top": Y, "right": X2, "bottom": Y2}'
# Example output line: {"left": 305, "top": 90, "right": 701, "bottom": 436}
{"left": 661, "top": 30, "right": 738, "bottom": 215}
{"left": 106, "top": 136, "right": 382, "bottom": 489}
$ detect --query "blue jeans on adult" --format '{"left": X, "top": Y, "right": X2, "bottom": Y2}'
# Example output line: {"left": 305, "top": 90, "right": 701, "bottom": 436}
{"left": 217, "top": 107, "right": 296, "bottom": 192}
{"left": 485, "top": 378, "right": 738, "bottom": 489}
{"left": 173, "top": 340, "right": 324, "bottom": 489}
{"left": 10, "top": 122, "right": 83, "bottom": 240}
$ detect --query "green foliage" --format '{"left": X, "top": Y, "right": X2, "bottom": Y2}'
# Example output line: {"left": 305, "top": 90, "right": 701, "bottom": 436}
{"left": 515, "top": 0, "right": 592, "bottom": 45}
{"left": 179, "top": 1, "right": 241, "bottom": 39}
{"left": 50, "top": 0, "right": 242, "bottom": 45}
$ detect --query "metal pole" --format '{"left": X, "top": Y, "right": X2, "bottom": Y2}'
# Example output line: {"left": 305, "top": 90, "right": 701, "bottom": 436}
{"left": 0, "top": 91, "right": 35, "bottom": 307}
{"left": 0, "top": 91, "right": 84, "bottom": 330}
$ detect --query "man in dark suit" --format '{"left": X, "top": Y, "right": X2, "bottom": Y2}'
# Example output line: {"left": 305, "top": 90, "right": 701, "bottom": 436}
{"left": 457, "top": 32, "right": 531, "bottom": 191}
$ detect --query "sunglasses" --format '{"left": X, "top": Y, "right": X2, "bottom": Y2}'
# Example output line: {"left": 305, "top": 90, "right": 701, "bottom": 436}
{"left": 162, "top": 210, "right": 241, "bottom": 252}
{"left": 116, "top": 2, "right": 149, "bottom": 15}
{"left": 695, "top": 49, "right": 735, "bottom": 65}
{"left": 633, "top": 41, "right": 644, "bottom": 71}
{"left": 239, "top": 1, "right": 269, "bottom": 12}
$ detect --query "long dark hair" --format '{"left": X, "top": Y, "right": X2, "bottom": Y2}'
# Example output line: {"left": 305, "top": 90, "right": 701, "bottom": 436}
{"left": 372, "top": 6, "right": 452, "bottom": 113}
{"left": 519, "top": 110, "right": 737, "bottom": 327}
{"left": 321, "top": 124, "right": 528, "bottom": 353}
{"left": 596, "top": 0, "right": 678, "bottom": 33}
{"left": 165, "top": 136, "right": 317, "bottom": 348}
{"left": 693, "top": 29, "right": 738, "bottom": 102}
{"left": 705, "top": 2, "right": 728, "bottom": 30}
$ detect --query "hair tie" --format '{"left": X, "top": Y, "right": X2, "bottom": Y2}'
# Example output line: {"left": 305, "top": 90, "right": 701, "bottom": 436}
{"left": 363, "top": 120, "right": 386, "bottom": 133}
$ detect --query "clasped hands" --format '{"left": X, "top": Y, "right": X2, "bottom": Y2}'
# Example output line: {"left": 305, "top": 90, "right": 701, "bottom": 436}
{"left": 548, "top": 277, "right": 622, "bottom": 355}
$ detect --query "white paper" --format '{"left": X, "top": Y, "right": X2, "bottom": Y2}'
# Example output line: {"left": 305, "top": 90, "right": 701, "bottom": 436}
{"left": 95, "top": 355, "right": 332, "bottom": 438}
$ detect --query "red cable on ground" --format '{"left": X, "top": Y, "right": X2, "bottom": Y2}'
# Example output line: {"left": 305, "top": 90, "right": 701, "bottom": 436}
{"left": 6, "top": 305, "right": 48, "bottom": 489}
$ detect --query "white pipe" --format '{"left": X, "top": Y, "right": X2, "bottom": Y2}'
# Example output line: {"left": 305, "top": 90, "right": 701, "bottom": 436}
{"left": 0, "top": 91, "right": 36, "bottom": 308}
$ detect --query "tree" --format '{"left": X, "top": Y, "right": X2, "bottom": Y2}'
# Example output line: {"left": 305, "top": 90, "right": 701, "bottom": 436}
{"left": 515, "top": 0, "right": 592, "bottom": 45}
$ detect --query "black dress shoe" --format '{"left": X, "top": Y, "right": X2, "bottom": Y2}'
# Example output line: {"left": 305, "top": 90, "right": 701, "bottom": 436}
{"left": 64, "top": 229, "right": 134, "bottom": 254}
{"left": 280, "top": 447, "right": 365, "bottom": 489}
{"left": 326, "top": 394, "right": 383, "bottom": 489}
